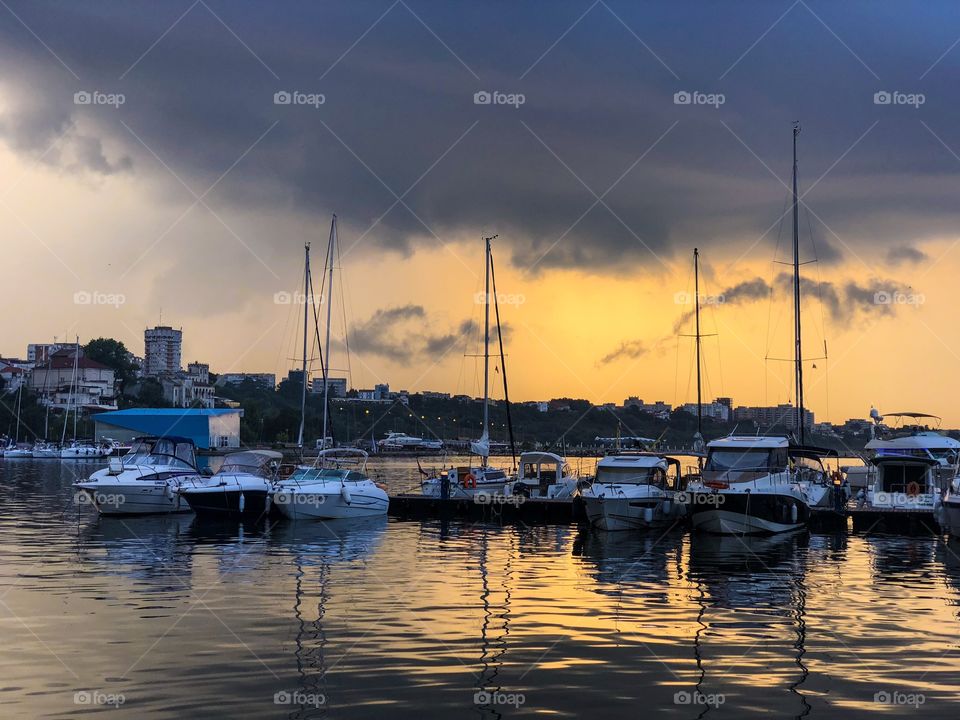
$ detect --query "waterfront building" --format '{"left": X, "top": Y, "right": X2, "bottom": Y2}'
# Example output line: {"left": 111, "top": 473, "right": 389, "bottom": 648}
{"left": 30, "top": 347, "right": 117, "bottom": 410}
{"left": 311, "top": 376, "right": 347, "bottom": 397}
{"left": 219, "top": 372, "right": 276, "bottom": 389}
{"left": 144, "top": 326, "right": 183, "bottom": 376}
{"left": 93, "top": 408, "right": 243, "bottom": 449}
{"left": 733, "top": 404, "right": 814, "bottom": 431}
{"left": 27, "top": 343, "right": 70, "bottom": 364}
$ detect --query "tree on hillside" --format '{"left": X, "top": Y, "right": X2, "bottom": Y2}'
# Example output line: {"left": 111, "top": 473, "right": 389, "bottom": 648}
{"left": 83, "top": 338, "right": 139, "bottom": 394}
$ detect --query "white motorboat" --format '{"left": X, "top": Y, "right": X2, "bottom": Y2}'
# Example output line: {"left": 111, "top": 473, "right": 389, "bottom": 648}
{"left": 179, "top": 449, "right": 283, "bottom": 518}
{"left": 684, "top": 436, "right": 814, "bottom": 535}
{"left": 379, "top": 431, "right": 442, "bottom": 452}
{"left": 865, "top": 455, "right": 940, "bottom": 512}
{"left": 940, "top": 476, "right": 960, "bottom": 538}
{"left": 74, "top": 436, "right": 200, "bottom": 515}
{"left": 272, "top": 449, "right": 389, "bottom": 520}
{"left": 581, "top": 453, "right": 683, "bottom": 530}
{"left": 506, "top": 451, "right": 579, "bottom": 499}
{"left": 60, "top": 440, "right": 111, "bottom": 459}
{"left": 31, "top": 441, "right": 60, "bottom": 458}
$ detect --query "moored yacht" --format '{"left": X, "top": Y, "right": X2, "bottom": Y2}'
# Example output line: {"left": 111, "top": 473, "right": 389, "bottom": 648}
{"left": 941, "top": 476, "right": 960, "bottom": 538}
{"left": 179, "top": 450, "right": 283, "bottom": 518}
{"left": 32, "top": 441, "right": 60, "bottom": 458}
{"left": 684, "top": 436, "right": 812, "bottom": 535}
{"left": 3, "top": 443, "right": 33, "bottom": 458}
{"left": 272, "top": 449, "right": 389, "bottom": 520}
{"left": 506, "top": 451, "right": 579, "bottom": 499}
{"left": 581, "top": 453, "right": 683, "bottom": 530}
{"left": 60, "top": 440, "right": 111, "bottom": 459}
{"left": 866, "top": 455, "right": 940, "bottom": 512}
{"left": 74, "top": 436, "right": 200, "bottom": 515}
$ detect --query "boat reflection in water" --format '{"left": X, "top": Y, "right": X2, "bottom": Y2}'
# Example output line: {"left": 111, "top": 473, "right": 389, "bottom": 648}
{"left": 271, "top": 517, "right": 388, "bottom": 718}
{"left": 686, "top": 532, "right": 811, "bottom": 717}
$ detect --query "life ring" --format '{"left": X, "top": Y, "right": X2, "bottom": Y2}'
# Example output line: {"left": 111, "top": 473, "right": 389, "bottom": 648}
{"left": 906, "top": 481, "right": 920, "bottom": 497}
{"left": 463, "top": 473, "right": 477, "bottom": 489}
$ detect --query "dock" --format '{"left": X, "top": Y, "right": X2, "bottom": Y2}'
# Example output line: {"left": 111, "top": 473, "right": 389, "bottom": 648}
{"left": 847, "top": 505, "right": 940, "bottom": 534}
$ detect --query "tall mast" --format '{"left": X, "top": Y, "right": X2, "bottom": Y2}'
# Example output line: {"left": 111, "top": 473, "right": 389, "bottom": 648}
{"left": 320, "top": 216, "right": 337, "bottom": 449}
{"left": 482, "top": 235, "right": 492, "bottom": 461}
{"left": 297, "top": 243, "right": 310, "bottom": 449}
{"left": 694, "top": 248, "right": 702, "bottom": 439}
{"left": 72, "top": 337, "right": 79, "bottom": 440}
{"left": 792, "top": 122, "right": 805, "bottom": 445}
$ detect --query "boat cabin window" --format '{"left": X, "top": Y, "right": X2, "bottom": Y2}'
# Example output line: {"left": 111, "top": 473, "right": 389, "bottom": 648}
{"left": 596, "top": 465, "right": 658, "bottom": 485}
{"left": 125, "top": 438, "right": 196, "bottom": 469}
{"left": 880, "top": 463, "right": 929, "bottom": 493}
{"left": 523, "top": 463, "right": 559, "bottom": 482}
{"left": 706, "top": 447, "right": 786, "bottom": 473}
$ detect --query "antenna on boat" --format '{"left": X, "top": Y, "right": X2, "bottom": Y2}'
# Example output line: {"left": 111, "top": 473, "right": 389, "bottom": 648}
{"left": 792, "top": 121, "right": 805, "bottom": 445}
{"left": 320, "top": 216, "right": 337, "bottom": 454}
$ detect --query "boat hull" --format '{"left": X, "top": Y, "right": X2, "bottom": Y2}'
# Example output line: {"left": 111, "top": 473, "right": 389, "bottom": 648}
{"left": 181, "top": 488, "right": 271, "bottom": 518}
{"left": 942, "top": 497, "right": 960, "bottom": 538}
{"left": 688, "top": 492, "right": 809, "bottom": 535}
{"left": 273, "top": 486, "right": 389, "bottom": 520}
{"left": 581, "top": 486, "right": 673, "bottom": 531}
{"left": 77, "top": 483, "right": 191, "bottom": 515}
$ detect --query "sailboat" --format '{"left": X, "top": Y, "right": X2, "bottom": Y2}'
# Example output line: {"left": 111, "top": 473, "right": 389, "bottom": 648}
{"left": 60, "top": 340, "right": 110, "bottom": 459}
{"left": 273, "top": 215, "right": 389, "bottom": 520}
{"left": 420, "top": 235, "right": 512, "bottom": 498}
{"left": 684, "top": 124, "right": 833, "bottom": 535}
{"left": 2, "top": 382, "right": 33, "bottom": 457}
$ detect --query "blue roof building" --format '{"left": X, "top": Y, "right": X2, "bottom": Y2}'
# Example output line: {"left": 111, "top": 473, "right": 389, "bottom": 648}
{"left": 93, "top": 408, "right": 243, "bottom": 450}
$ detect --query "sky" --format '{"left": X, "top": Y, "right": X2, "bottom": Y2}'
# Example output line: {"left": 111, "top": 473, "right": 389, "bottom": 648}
{"left": 2, "top": 0, "right": 960, "bottom": 424}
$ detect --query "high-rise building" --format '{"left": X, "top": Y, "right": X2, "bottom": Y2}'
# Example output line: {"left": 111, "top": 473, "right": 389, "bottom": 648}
{"left": 144, "top": 326, "right": 182, "bottom": 377}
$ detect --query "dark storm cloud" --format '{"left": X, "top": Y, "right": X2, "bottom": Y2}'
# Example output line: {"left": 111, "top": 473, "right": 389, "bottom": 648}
{"left": 886, "top": 245, "right": 928, "bottom": 265}
{"left": 3, "top": 1, "right": 960, "bottom": 272}
{"left": 348, "top": 306, "right": 490, "bottom": 362}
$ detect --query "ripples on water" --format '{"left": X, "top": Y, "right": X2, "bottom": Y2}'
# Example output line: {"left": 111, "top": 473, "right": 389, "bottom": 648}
{"left": 2, "top": 458, "right": 959, "bottom": 718}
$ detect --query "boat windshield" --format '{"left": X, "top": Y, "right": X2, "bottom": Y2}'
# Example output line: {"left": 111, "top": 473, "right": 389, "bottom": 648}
{"left": 706, "top": 448, "right": 783, "bottom": 473}
{"left": 217, "top": 452, "right": 278, "bottom": 477}
{"left": 288, "top": 467, "right": 367, "bottom": 483}
{"left": 596, "top": 465, "right": 656, "bottom": 484}
{"left": 125, "top": 438, "right": 196, "bottom": 469}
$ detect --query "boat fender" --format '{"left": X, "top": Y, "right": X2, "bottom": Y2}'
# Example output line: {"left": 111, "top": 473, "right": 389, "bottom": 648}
{"left": 662, "top": 500, "right": 672, "bottom": 516}
{"left": 265, "top": 493, "right": 272, "bottom": 513}
{"left": 341, "top": 485, "right": 352, "bottom": 505}
{"left": 164, "top": 483, "right": 174, "bottom": 500}
{"left": 239, "top": 493, "right": 245, "bottom": 512}
{"left": 791, "top": 504, "right": 798, "bottom": 524}
{"left": 642, "top": 507, "right": 654, "bottom": 524}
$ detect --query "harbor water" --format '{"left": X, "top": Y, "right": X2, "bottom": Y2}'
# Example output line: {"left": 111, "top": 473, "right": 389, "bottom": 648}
{"left": 2, "top": 457, "right": 959, "bottom": 718}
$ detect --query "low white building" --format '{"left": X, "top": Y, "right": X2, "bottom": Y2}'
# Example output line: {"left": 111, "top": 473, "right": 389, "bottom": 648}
{"left": 30, "top": 348, "right": 117, "bottom": 409}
